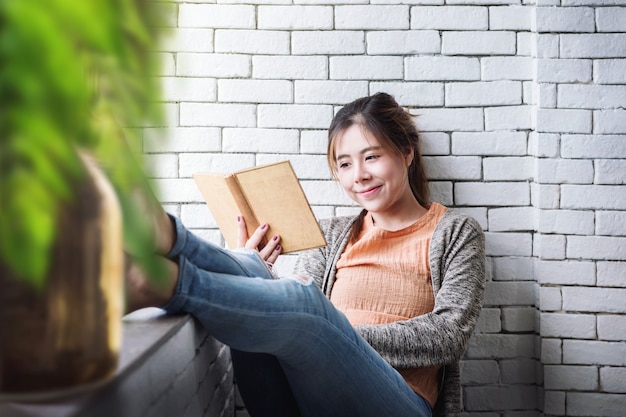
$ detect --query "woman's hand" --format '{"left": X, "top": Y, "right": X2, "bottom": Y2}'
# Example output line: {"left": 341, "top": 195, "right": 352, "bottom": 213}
{"left": 236, "top": 215, "right": 282, "bottom": 265}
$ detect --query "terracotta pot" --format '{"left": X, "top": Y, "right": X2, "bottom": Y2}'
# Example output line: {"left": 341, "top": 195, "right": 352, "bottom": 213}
{"left": 0, "top": 155, "right": 124, "bottom": 394}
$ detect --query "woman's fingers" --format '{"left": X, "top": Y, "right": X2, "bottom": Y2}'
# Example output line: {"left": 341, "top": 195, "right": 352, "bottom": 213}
{"left": 236, "top": 215, "right": 249, "bottom": 248}
{"left": 237, "top": 216, "right": 283, "bottom": 261}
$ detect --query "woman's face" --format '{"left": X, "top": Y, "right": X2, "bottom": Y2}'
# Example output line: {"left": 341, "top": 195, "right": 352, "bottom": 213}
{"left": 333, "top": 124, "right": 415, "bottom": 219}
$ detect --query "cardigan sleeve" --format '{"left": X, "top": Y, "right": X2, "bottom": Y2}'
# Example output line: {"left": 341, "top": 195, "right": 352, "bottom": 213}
{"left": 354, "top": 214, "right": 486, "bottom": 369}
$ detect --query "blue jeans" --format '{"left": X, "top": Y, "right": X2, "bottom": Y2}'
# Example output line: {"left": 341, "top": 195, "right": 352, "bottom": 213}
{"left": 161, "top": 215, "right": 432, "bottom": 417}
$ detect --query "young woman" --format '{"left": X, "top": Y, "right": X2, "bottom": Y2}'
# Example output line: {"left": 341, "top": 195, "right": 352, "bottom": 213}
{"left": 128, "top": 92, "right": 485, "bottom": 417}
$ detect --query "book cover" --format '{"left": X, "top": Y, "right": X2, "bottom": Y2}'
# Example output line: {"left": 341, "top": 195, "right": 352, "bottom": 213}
{"left": 193, "top": 161, "right": 326, "bottom": 253}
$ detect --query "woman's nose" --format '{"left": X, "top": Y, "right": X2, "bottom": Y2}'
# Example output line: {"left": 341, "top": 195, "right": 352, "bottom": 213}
{"left": 354, "top": 163, "right": 370, "bottom": 183}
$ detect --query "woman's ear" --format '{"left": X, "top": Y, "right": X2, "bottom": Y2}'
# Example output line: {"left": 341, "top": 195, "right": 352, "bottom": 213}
{"left": 405, "top": 147, "right": 415, "bottom": 166}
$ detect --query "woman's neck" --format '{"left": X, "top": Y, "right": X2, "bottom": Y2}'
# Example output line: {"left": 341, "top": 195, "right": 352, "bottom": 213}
{"left": 369, "top": 197, "right": 428, "bottom": 231}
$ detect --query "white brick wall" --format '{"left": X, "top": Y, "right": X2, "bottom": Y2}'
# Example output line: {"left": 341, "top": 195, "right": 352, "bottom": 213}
{"left": 147, "top": 1, "right": 626, "bottom": 416}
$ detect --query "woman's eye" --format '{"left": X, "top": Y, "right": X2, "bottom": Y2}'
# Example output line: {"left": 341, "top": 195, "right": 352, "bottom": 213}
{"left": 365, "top": 154, "right": 379, "bottom": 161}
{"left": 338, "top": 161, "right": 350, "bottom": 169}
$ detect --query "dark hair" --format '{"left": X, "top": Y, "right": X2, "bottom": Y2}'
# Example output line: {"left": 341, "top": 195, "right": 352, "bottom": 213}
{"left": 327, "top": 92, "right": 430, "bottom": 240}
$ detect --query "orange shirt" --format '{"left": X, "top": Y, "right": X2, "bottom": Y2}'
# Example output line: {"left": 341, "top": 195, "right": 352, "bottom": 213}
{"left": 330, "top": 203, "right": 447, "bottom": 407}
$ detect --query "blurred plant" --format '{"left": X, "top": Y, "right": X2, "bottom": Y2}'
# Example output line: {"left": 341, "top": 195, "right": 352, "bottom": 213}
{"left": 0, "top": 0, "right": 168, "bottom": 289}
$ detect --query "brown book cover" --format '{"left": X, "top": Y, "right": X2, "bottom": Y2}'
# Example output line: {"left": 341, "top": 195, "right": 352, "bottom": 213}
{"left": 193, "top": 160, "right": 326, "bottom": 253}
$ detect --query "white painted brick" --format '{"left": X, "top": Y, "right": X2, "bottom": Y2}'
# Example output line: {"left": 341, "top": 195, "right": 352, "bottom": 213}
{"left": 484, "top": 232, "right": 533, "bottom": 257}
{"left": 335, "top": 6, "right": 409, "bottom": 30}
{"left": 561, "top": 184, "right": 626, "bottom": 210}
{"left": 301, "top": 180, "right": 353, "bottom": 205}
{"left": 517, "top": 32, "right": 534, "bottom": 57}
{"left": 366, "top": 31, "right": 440, "bottom": 55}
{"left": 423, "top": 156, "right": 482, "bottom": 180}
{"left": 144, "top": 154, "right": 179, "bottom": 178}
{"left": 180, "top": 103, "right": 256, "bottom": 127}
{"left": 492, "top": 257, "right": 534, "bottom": 281}
{"left": 291, "top": 31, "right": 365, "bottom": 55}
{"left": 154, "top": 178, "right": 202, "bottom": 203}
{"left": 485, "top": 106, "right": 532, "bottom": 130}
{"left": 181, "top": 203, "right": 217, "bottom": 229}
{"left": 445, "top": 81, "right": 521, "bottom": 106}
{"left": 419, "top": 132, "right": 449, "bottom": 156}
{"left": 300, "top": 130, "right": 328, "bottom": 154}
{"left": 535, "top": 34, "right": 560, "bottom": 59}
{"left": 330, "top": 56, "right": 403, "bottom": 80}
{"left": 540, "top": 287, "right": 562, "bottom": 312}
{"left": 218, "top": 79, "right": 293, "bottom": 103}
{"left": 522, "top": 80, "right": 534, "bottom": 105}
{"left": 597, "top": 261, "right": 626, "bottom": 288}
{"left": 253, "top": 56, "right": 328, "bottom": 80}
{"left": 594, "top": 109, "right": 626, "bottom": 134}
{"left": 540, "top": 313, "right": 596, "bottom": 339}
{"left": 429, "top": 181, "right": 453, "bottom": 206}
{"left": 488, "top": 207, "right": 535, "bottom": 231}
{"left": 449, "top": 0, "right": 518, "bottom": 4}
{"left": 563, "top": 287, "right": 626, "bottom": 314}
{"left": 536, "top": 83, "right": 557, "bottom": 108}
{"left": 460, "top": 360, "right": 500, "bottom": 384}
{"left": 536, "top": 158, "right": 593, "bottom": 184}
{"left": 597, "top": 211, "right": 626, "bottom": 237}
{"left": 258, "top": 6, "right": 333, "bottom": 30}
{"left": 475, "top": 308, "right": 502, "bottom": 333}
{"left": 483, "top": 157, "right": 533, "bottom": 181}
{"left": 501, "top": 358, "right": 538, "bottom": 384}
{"left": 598, "top": 316, "right": 626, "bottom": 342}
{"left": 456, "top": 182, "right": 530, "bottom": 206}
{"left": 567, "top": 235, "right": 626, "bottom": 261}
{"left": 544, "top": 365, "right": 598, "bottom": 390}
{"left": 452, "top": 132, "right": 527, "bottom": 156}
{"left": 454, "top": 207, "right": 487, "bottom": 230}
{"left": 481, "top": 57, "right": 533, "bottom": 81}
{"left": 466, "top": 334, "right": 535, "bottom": 360}
{"left": 256, "top": 154, "right": 331, "bottom": 179}
{"left": 536, "top": 7, "right": 595, "bottom": 33}
{"left": 528, "top": 132, "right": 559, "bottom": 158}
{"left": 489, "top": 6, "right": 532, "bottom": 30}
{"left": 593, "top": 59, "right": 626, "bottom": 84}
{"left": 564, "top": 340, "right": 626, "bottom": 366}
{"left": 215, "top": 30, "right": 290, "bottom": 54}
{"left": 464, "top": 385, "right": 537, "bottom": 411}
{"left": 222, "top": 128, "right": 299, "bottom": 153}
{"left": 502, "top": 307, "right": 535, "bottom": 332}
{"left": 156, "top": 103, "right": 180, "bottom": 128}
{"left": 596, "top": 7, "right": 626, "bottom": 32}
{"left": 561, "top": 135, "right": 626, "bottom": 159}
{"left": 161, "top": 77, "right": 216, "bottom": 102}
{"left": 601, "top": 367, "right": 626, "bottom": 393}
{"left": 410, "top": 6, "right": 488, "bottom": 30}
{"left": 596, "top": 160, "right": 626, "bottom": 185}
{"left": 568, "top": 392, "right": 626, "bottom": 417}
{"left": 417, "top": 108, "right": 484, "bottom": 131}
{"left": 162, "top": 29, "right": 214, "bottom": 53}
{"left": 559, "top": 85, "right": 626, "bottom": 110}
{"left": 405, "top": 56, "right": 480, "bottom": 81}
{"left": 369, "top": 82, "right": 444, "bottom": 107}
{"left": 295, "top": 81, "right": 368, "bottom": 104}
{"left": 561, "top": 34, "right": 626, "bottom": 58}
{"left": 535, "top": 260, "right": 596, "bottom": 285}
{"left": 144, "top": 127, "right": 221, "bottom": 153}
{"left": 177, "top": 53, "right": 250, "bottom": 78}
{"left": 536, "top": 109, "right": 592, "bottom": 134}
{"left": 538, "top": 209, "right": 594, "bottom": 235}
{"left": 179, "top": 153, "right": 256, "bottom": 177}
{"left": 541, "top": 338, "right": 562, "bottom": 365}
{"left": 534, "top": 234, "right": 566, "bottom": 260}
{"left": 535, "top": 59, "right": 592, "bottom": 83}
{"left": 258, "top": 104, "right": 333, "bottom": 129}
{"left": 179, "top": 5, "right": 255, "bottom": 29}
{"left": 442, "top": 31, "right": 516, "bottom": 55}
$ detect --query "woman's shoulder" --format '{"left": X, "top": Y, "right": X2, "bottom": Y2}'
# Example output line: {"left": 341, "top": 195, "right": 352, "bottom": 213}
{"left": 319, "top": 214, "right": 358, "bottom": 238}
{"left": 434, "top": 204, "right": 485, "bottom": 240}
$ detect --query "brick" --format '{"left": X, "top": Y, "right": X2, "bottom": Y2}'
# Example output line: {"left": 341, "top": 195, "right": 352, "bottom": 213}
{"left": 295, "top": 81, "right": 368, "bottom": 104}
{"left": 600, "top": 367, "right": 626, "bottom": 393}
{"left": 291, "top": 31, "right": 365, "bottom": 55}
{"left": 537, "top": 158, "right": 594, "bottom": 184}
{"left": 593, "top": 59, "right": 626, "bottom": 84}
{"left": 598, "top": 316, "right": 626, "bottom": 342}
{"left": 369, "top": 82, "right": 444, "bottom": 107}
{"left": 218, "top": 79, "right": 293, "bottom": 103}
{"left": 517, "top": 32, "right": 534, "bottom": 57}
{"left": 594, "top": 109, "right": 626, "bottom": 134}
{"left": 179, "top": 5, "right": 255, "bottom": 29}
{"left": 460, "top": 360, "right": 499, "bottom": 384}
{"left": 222, "top": 128, "right": 300, "bottom": 153}
{"left": 423, "top": 156, "right": 482, "bottom": 180}
{"left": 541, "top": 338, "right": 562, "bottom": 364}
{"left": 567, "top": 393, "right": 625, "bottom": 417}
{"left": 563, "top": 287, "right": 626, "bottom": 314}
{"left": 410, "top": 6, "right": 488, "bottom": 30}
{"left": 534, "top": 234, "right": 566, "bottom": 260}
{"left": 544, "top": 365, "right": 598, "bottom": 390}
{"left": 144, "top": 154, "right": 178, "bottom": 179}
{"left": 455, "top": 207, "right": 487, "bottom": 230}
{"left": 330, "top": 56, "right": 403, "bottom": 80}
{"left": 535, "top": 34, "right": 559, "bottom": 59}
{"left": 561, "top": 135, "right": 626, "bottom": 159}
{"left": 596, "top": 7, "right": 626, "bottom": 32}
{"left": 540, "top": 313, "right": 596, "bottom": 339}
{"left": 335, "top": 6, "right": 409, "bottom": 30}
{"left": 501, "top": 358, "right": 538, "bottom": 384}
{"left": 596, "top": 160, "right": 626, "bottom": 185}
{"left": 162, "top": 29, "right": 214, "bottom": 53}
{"left": 258, "top": 104, "right": 333, "bottom": 129}
{"left": 180, "top": 103, "right": 256, "bottom": 128}
{"left": 544, "top": 390, "right": 566, "bottom": 415}
{"left": 488, "top": 207, "right": 535, "bottom": 232}
{"left": 417, "top": 108, "right": 484, "bottom": 131}
{"left": 452, "top": 132, "right": 527, "bottom": 156}
{"left": 430, "top": 181, "right": 453, "bottom": 206}
{"left": 215, "top": 30, "right": 290, "bottom": 54}
{"left": 421, "top": 132, "right": 450, "bottom": 156}
{"left": 532, "top": 184, "right": 560, "bottom": 210}
{"left": 537, "top": 259, "right": 597, "bottom": 285}
{"left": 489, "top": 6, "right": 532, "bottom": 30}
{"left": 535, "top": 59, "right": 592, "bottom": 83}
{"left": 464, "top": 385, "right": 537, "bottom": 411}
{"left": 484, "top": 106, "right": 532, "bottom": 130}
{"left": 456, "top": 182, "right": 530, "bottom": 206}
{"left": 301, "top": 180, "right": 353, "bottom": 205}
{"left": 535, "top": 6, "right": 595, "bottom": 33}
{"left": 300, "top": 130, "right": 328, "bottom": 154}
{"left": 466, "top": 334, "right": 535, "bottom": 359}
{"left": 179, "top": 153, "right": 256, "bottom": 178}
{"left": 502, "top": 307, "right": 536, "bottom": 332}
{"left": 564, "top": 340, "right": 626, "bottom": 367}
{"left": 258, "top": 6, "right": 333, "bottom": 30}
{"left": 492, "top": 257, "right": 534, "bottom": 281}
{"left": 529, "top": 132, "right": 560, "bottom": 158}
{"left": 567, "top": 235, "right": 626, "bottom": 261}
{"left": 475, "top": 308, "right": 502, "bottom": 333}
{"left": 484, "top": 281, "right": 535, "bottom": 305}
{"left": 143, "top": 127, "right": 221, "bottom": 153}
{"left": 561, "top": 34, "right": 626, "bottom": 58}
{"left": 253, "top": 56, "right": 328, "bottom": 80}
{"left": 177, "top": 53, "right": 250, "bottom": 78}
{"left": 537, "top": 209, "right": 595, "bottom": 235}
{"left": 558, "top": 85, "right": 626, "bottom": 110}
{"left": 484, "top": 157, "right": 533, "bottom": 181}
{"left": 256, "top": 154, "right": 330, "bottom": 180}
{"left": 181, "top": 204, "right": 217, "bottom": 229}
{"left": 442, "top": 31, "right": 516, "bottom": 55}
{"left": 536, "top": 109, "right": 592, "bottom": 134}
{"left": 405, "top": 56, "right": 480, "bottom": 81}
{"left": 445, "top": 81, "right": 521, "bottom": 106}
{"left": 160, "top": 77, "right": 216, "bottom": 102}
{"left": 366, "top": 30, "right": 440, "bottom": 55}
{"left": 154, "top": 178, "right": 202, "bottom": 204}
{"left": 597, "top": 261, "right": 626, "bottom": 288}
{"left": 536, "top": 83, "right": 557, "bottom": 108}
{"left": 481, "top": 56, "right": 533, "bottom": 81}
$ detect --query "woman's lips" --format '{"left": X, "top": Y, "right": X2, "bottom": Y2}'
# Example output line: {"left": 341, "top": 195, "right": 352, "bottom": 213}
{"left": 358, "top": 185, "right": 381, "bottom": 198}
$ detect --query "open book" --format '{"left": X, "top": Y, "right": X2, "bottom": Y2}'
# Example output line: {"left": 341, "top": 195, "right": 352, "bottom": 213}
{"left": 193, "top": 161, "right": 326, "bottom": 253}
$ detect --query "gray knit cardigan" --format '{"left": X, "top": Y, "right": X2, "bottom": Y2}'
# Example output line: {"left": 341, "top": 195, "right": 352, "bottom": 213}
{"left": 293, "top": 207, "right": 486, "bottom": 417}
